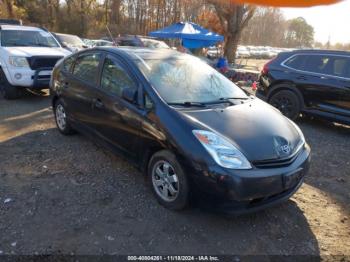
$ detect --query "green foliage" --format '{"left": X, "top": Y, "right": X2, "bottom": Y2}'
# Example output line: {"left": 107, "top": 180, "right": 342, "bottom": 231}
{"left": 285, "top": 17, "right": 314, "bottom": 48}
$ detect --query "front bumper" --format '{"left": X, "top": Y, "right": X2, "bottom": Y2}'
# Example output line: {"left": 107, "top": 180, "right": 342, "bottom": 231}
{"left": 31, "top": 67, "right": 53, "bottom": 89}
{"left": 189, "top": 144, "right": 311, "bottom": 214}
{"left": 5, "top": 67, "right": 52, "bottom": 89}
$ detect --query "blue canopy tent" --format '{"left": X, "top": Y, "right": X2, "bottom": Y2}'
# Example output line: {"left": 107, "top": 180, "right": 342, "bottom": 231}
{"left": 149, "top": 22, "right": 224, "bottom": 49}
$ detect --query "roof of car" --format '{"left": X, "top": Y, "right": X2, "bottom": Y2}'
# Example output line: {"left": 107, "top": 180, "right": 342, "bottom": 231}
{"left": 96, "top": 46, "right": 183, "bottom": 60}
{"left": 0, "top": 24, "right": 45, "bottom": 31}
{"left": 290, "top": 49, "right": 350, "bottom": 55}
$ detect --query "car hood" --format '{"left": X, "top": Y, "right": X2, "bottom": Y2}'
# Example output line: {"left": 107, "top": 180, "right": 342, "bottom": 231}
{"left": 178, "top": 98, "right": 303, "bottom": 162}
{"left": 3, "top": 47, "right": 71, "bottom": 57}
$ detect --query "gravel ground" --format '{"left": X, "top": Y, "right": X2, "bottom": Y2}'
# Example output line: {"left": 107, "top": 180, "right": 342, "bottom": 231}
{"left": 0, "top": 91, "right": 349, "bottom": 257}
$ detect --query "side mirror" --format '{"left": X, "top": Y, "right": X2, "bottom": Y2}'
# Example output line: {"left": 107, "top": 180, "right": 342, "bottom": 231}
{"left": 122, "top": 87, "right": 137, "bottom": 103}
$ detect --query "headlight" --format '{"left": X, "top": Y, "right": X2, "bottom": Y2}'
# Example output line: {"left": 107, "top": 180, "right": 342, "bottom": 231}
{"left": 289, "top": 120, "right": 306, "bottom": 152}
{"left": 193, "top": 130, "right": 252, "bottom": 169}
{"left": 9, "top": 56, "right": 30, "bottom": 68}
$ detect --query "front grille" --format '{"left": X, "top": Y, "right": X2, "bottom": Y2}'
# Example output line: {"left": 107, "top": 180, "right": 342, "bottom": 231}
{"left": 252, "top": 151, "right": 300, "bottom": 168}
{"left": 27, "top": 56, "right": 63, "bottom": 70}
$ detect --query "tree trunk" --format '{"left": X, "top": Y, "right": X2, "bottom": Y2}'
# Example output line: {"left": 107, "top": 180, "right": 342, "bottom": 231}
{"left": 224, "top": 33, "right": 240, "bottom": 64}
{"left": 5, "top": 0, "right": 14, "bottom": 18}
{"left": 209, "top": 1, "right": 255, "bottom": 64}
{"left": 80, "top": 0, "right": 86, "bottom": 37}
{"left": 110, "top": 0, "right": 121, "bottom": 25}
{"left": 105, "top": 0, "right": 109, "bottom": 25}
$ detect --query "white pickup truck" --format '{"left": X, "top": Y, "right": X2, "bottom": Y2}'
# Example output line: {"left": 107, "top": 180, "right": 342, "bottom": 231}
{"left": 0, "top": 23, "right": 71, "bottom": 99}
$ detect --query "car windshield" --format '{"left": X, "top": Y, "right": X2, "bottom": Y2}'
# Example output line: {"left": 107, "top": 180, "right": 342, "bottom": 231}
{"left": 135, "top": 55, "right": 248, "bottom": 104}
{"left": 1, "top": 30, "right": 59, "bottom": 47}
{"left": 57, "top": 34, "right": 84, "bottom": 47}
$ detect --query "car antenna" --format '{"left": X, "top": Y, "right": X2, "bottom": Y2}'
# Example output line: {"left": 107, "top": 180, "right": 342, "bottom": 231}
{"left": 106, "top": 25, "right": 117, "bottom": 46}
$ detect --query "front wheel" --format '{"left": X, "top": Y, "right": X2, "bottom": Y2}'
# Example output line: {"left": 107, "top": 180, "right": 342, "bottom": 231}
{"left": 269, "top": 90, "right": 301, "bottom": 120}
{"left": 148, "top": 150, "right": 189, "bottom": 211}
{"left": 0, "top": 69, "right": 23, "bottom": 100}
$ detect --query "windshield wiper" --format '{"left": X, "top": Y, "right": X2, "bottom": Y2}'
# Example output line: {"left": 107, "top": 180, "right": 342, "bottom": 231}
{"left": 168, "top": 102, "right": 207, "bottom": 108}
{"left": 28, "top": 43, "right": 51, "bottom": 47}
{"left": 204, "top": 97, "right": 249, "bottom": 105}
{"left": 219, "top": 97, "right": 249, "bottom": 100}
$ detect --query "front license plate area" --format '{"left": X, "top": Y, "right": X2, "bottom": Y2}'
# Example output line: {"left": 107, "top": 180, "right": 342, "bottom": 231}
{"left": 283, "top": 169, "right": 303, "bottom": 189}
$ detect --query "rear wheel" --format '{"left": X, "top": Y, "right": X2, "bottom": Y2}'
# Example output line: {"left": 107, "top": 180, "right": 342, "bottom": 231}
{"left": 148, "top": 150, "right": 189, "bottom": 211}
{"left": 0, "top": 68, "right": 23, "bottom": 100}
{"left": 269, "top": 89, "right": 301, "bottom": 120}
{"left": 54, "top": 99, "right": 75, "bottom": 135}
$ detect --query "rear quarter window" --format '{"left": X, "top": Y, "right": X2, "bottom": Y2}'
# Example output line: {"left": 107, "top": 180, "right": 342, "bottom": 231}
{"left": 284, "top": 54, "right": 306, "bottom": 70}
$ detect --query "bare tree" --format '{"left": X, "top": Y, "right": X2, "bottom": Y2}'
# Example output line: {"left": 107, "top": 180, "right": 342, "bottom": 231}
{"left": 3, "top": 0, "right": 14, "bottom": 17}
{"left": 208, "top": 0, "right": 256, "bottom": 63}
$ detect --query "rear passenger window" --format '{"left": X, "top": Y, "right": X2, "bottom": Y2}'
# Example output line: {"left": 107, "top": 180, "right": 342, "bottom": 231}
{"left": 73, "top": 53, "right": 101, "bottom": 83}
{"left": 100, "top": 57, "right": 136, "bottom": 96}
{"left": 302, "top": 55, "right": 330, "bottom": 74}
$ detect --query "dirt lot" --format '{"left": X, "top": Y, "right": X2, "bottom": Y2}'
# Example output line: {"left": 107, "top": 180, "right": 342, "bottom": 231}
{"left": 0, "top": 91, "right": 349, "bottom": 257}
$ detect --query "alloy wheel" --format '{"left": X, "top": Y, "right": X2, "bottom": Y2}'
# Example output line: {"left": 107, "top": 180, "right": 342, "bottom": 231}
{"left": 151, "top": 160, "right": 179, "bottom": 202}
{"left": 271, "top": 96, "right": 294, "bottom": 117}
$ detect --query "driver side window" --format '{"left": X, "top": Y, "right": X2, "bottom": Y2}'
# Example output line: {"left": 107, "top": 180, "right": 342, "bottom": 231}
{"left": 100, "top": 56, "right": 136, "bottom": 97}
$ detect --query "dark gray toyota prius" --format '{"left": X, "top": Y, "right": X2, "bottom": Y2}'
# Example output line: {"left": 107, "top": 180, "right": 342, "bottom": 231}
{"left": 50, "top": 47, "right": 311, "bottom": 214}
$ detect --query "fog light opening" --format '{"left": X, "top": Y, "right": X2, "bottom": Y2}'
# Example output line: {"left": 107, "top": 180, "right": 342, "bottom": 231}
{"left": 14, "top": 73, "right": 22, "bottom": 80}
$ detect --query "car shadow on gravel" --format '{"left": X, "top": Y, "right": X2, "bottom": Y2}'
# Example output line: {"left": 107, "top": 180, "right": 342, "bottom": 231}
{"left": 0, "top": 128, "right": 320, "bottom": 255}
{"left": 0, "top": 90, "right": 51, "bottom": 142}
{"left": 296, "top": 117, "right": 350, "bottom": 212}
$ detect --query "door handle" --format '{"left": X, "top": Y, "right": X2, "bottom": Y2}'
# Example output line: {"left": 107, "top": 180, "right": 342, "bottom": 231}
{"left": 93, "top": 98, "right": 104, "bottom": 109}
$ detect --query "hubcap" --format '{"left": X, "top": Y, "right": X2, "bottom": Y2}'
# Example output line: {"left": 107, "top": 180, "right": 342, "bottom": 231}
{"left": 152, "top": 160, "right": 179, "bottom": 202}
{"left": 56, "top": 104, "right": 67, "bottom": 130}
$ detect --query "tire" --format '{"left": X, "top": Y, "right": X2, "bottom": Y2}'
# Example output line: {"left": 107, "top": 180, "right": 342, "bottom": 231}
{"left": 0, "top": 68, "right": 23, "bottom": 100}
{"left": 54, "top": 99, "right": 75, "bottom": 135}
{"left": 148, "top": 150, "right": 189, "bottom": 210}
{"left": 269, "top": 89, "right": 301, "bottom": 120}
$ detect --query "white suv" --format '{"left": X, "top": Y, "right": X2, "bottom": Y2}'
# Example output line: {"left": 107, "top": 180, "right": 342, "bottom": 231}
{"left": 0, "top": 24, "right": 71, "bottom": 99}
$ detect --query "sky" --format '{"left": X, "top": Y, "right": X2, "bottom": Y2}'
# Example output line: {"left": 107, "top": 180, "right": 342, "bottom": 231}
{"left": 281, "top": 0, "right": 350, "bottom": 44}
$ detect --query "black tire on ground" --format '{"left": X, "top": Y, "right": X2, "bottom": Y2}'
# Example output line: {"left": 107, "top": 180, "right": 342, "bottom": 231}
{"left": 269, "top": 89, "right": 301, "bottom": 120}
{"left": 54, "top": 99, "right": 76, "bottom": 135}
{"left": 148, "top": 150, "right": 190, "bottom": 211}
{"left": 0, "top": 68, "right": 23, "bottom": 99}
